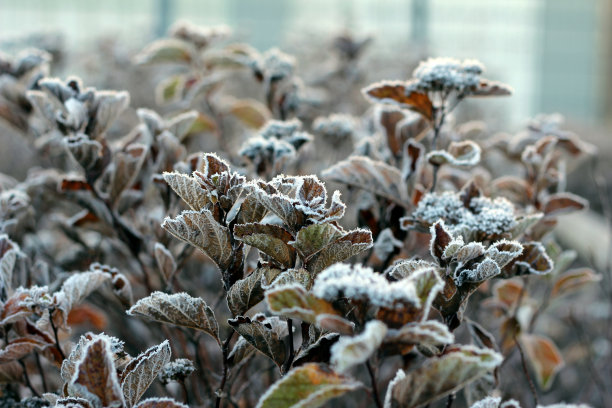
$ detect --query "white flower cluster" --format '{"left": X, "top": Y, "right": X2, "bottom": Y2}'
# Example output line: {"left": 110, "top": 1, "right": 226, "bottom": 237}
{"left": 413, "top": 192, "right": 517, "bottom": 237}
{"left": 313, "top": 113, "right": 357, "bottom": 141}
{"left": 312, "top": 263, "right": 419, "bottom": 309}
{"left": 159, "top": 358, "right": 196, "bottom": 384}
{"left": 410, "top": 57, "right": 485, "bottom": 93}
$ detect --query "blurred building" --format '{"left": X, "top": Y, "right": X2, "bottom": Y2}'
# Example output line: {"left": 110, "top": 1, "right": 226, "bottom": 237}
{"left": 0, "top": 0, "right": 606, "bottom": 127}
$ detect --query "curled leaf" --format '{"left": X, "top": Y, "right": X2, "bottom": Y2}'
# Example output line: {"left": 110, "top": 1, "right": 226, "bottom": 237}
{"left": 121, "top": 341, "right": 172, "bottom": 407}
{"left": 331, "top": 320, "right": 387, "bottom": 372}
{"left": 520, "top": 334, "right": 564, "bottom": 390}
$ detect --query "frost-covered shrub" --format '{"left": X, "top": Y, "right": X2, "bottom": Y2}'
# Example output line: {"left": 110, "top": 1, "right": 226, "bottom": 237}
{"left": 0, "top": 21, "right": 601, "bottom": 408}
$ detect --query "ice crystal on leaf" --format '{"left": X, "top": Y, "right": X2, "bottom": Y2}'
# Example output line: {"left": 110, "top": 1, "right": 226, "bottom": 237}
{"left": 159, "top": 359, "right": 195, "bottom": 384}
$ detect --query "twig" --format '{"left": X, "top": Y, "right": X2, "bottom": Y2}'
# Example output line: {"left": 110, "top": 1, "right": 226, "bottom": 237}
{"left": 282, "top": 318, "right": 295, "bottom": 374}
{"left": 49, "top": 312, "right": 66, "bottom": 361}
{"left": 34, "top": 352, "right": 48, "bottom": 393}
{"left": 366, "top": 360, "right": 382, "bottom": 408}
{"left": 445, "top": 393, "right": 456, "bottom": 408}
{"left": 216, "top": 331, "right": 236, "bottom": 408}
{"left": 19, "top": 359, "right": 41, "bottom": 398}
{"left": 515, "top": 334, "right": 538, "bottom": 407}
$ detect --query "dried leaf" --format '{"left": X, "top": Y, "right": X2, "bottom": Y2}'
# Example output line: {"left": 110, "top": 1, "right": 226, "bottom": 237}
{"left": 154, "top": 243, "right": 177, "bottom": 282}
{"left": 228, "top": 315, "right": 287, "bottom": 368}
{"left": 430, "top": 221, "right": 452, "bottom": 264}
{"left": 471, "top": 79, "right": 513, "bottom": 97}
{"left": 322, "top": 156, "right": 407, "bottom": 204}
{"left": 69, "top": 337, "right": 125, "bottom": 408}
{"left": 504, "top": 242, "right": 553, "bottom": 277}
{"left": 493, "top": 280, "right": 524, "bottom": 308}
{"left": 293, "top": 333, "right": 340, "bottom": 366}
{"left": 255, "top": 363, "right": 361, "bottom": 408}
{"left": 331, "top": 320, "right": 387, "bottom": 372}
{"left": 163, "top": 172, "right": 211, "bottom": 211}
{"left": 384, "top": 345, "right": 503, "bottom": 408}
{"left": 520, "top": 334, "right": 564, "bottom": 390}
{"left": 306, "top": 229, "right": 373, "bottom": 275}
{"left": 0, "top": 234, "right": 19, "bottom": 295}
{"left": 552, "top": 268, "right": 600, "bottom": 298}
{"left": 0, "top": 338, "right": 43, "bottom": 363}
{"left": 427, "top": 141, "right": 481, "bottom": 167}
{"left": 363, "top": 81, "right": 433, "bottom": 121}
{"left": 128, "top": 292, "right": 219, "bottom": 343}
{"left": 56, "top": 271, "right": 111, "bottom": 317}
{"left": 543, "top": 193, "right": 588, "bottom": 217}
{"left": 162, "top": 210, "right": 232, "bottom": 271}
{"left": 234, "top": 223, "right": 296, "bottom": 268}
{"left": 265, "top": 284, "right": 337, "bottom": 324}
{"left": 121, "top": 341, "right": 172, "bottom": 407}
{"left": 290, "top": 223, "right": 343, "bottom": 259}
{"left": 228, "top": 336, "right": 256, "bottom": 366}
{"left": 228, "top": 98, "right": 270, "bottom": 129}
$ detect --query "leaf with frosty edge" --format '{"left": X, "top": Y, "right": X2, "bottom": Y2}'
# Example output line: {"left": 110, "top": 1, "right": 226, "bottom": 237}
{"left": 227, "top": 265, "right": 282, "bottom": 316}
{"left": 228, "top": 315, "right": 288, "bottom": 369}
{"left": 234, "top": 223, "right": 296, "bottom": 268}
{"left": 255, "top": 363, "right": 362, "bottom": 408}
{"left": 265, "top": 283, "right": 338, "bottom": 324}
{"left": 331, "top": 320, "right": 387, "bottom": 372}
{"left": 128, "top": 292, "right": 219, "bottom": 344}
{"left": 121, "top": 341, "right": 171, "bottom": 407}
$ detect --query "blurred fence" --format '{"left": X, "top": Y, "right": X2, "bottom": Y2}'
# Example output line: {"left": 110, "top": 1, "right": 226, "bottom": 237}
{"left": 0, "top": 0, "right": 606, "bottom": 127}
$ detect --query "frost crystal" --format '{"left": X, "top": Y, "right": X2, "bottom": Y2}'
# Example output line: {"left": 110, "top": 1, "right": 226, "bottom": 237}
{"left": 159, "top": 358, "right": 196, "bottom": 384}
{"left": 373, "top": 228, "right": 403, "bottom": 260}
{"left": 410, "top": 57, "right": 485, "bottom": 93}
{"left": 412, "top": 192, "right": 517, "bottom": 237}
{"left": 312, "top": 263, "right": 419, "bottom": 309}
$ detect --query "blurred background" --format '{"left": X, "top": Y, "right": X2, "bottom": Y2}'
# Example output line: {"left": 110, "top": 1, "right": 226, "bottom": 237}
{"left": 0, "top": 0, "right": 609, "bottom": 128}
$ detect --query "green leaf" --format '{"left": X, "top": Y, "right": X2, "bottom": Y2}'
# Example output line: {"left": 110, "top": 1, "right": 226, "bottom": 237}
{"left": 384, "top": 345, "right": 502, "bottom": 408}
{"left": 155, "top": 75, "right": 186, "bottom": 105}
{"left": 234, "top": 223, "right": 296, "bottom": 268}
{"left": 290, "top": 223, "right": 343, "bottom": 259}
{"left": 306, "top": 229, "right": 372, "bottom": 275}
{"left": 255, "top": 363, "right": 361, "bottom": 408}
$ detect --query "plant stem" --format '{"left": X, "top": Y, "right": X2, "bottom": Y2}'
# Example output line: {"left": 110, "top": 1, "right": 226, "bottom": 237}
{"left": 216, "top": 331, "right": 236, "bottom": 408}
{"left": 366, "top": 360, "right": 382, "bottom": 408}
{"left": 515, "top": 334, "right": 538, "bottom": 407}
{"left": 445, "top": 393, "right": 456, "bottom": 408}
{"left": 180, "top": 379, "right": 190, "bottom": 405}
{"left": 49, "top": 312, "right": 66, "bottom": 361}
{"left": 19, "top": 359, "right": 41, "bottom": 398}
{"left": 282, "top": 318, "right": 295, "bottom": 374}
{"left": 34, "top": 353, "right": 48, "bottom": 393}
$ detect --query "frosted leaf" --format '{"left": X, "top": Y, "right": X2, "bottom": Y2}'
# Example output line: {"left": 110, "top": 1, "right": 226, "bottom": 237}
{"left": 263, "top": 268, "right": 311, "bottom": 291}
{"left": 0, "top": 337, "right": 45, "bottom": 363}
{"left": 64, "top": 134, "right": 103, "bottom": 172}
{"left": 442, "top": 235, "right": 464, "bottom": 260}
{"left": 162, "top": 209, "right": 232, "bottom": 271}
{"left": 542, "top": 192, "right": 588, "bottom": 217}
{"left": 265, "top": 283, "right": 337, "bottom": 324}
{"left": 68, "top": 336, "right": 125, "bottom": 408}
{"left": 388, "top": 259, "right": 438, "bottom": 280}
{"left": 455, "top": 258, "right": 500, "bottom": 287}
{"left": 373, "top": 228, "right": 403, "bottom": 260}
{"left": 158, "top": 359, "right": 195, "bottom": 385}
{"left": 154, "top": 243, "right": 176, "bottom": 283}
{"left": 455, "top": 242, "right": 486, "bottom": 264}
{"left": 505, "top": 242, "right": 553, "bottom": 277}
{"left": 470, "top": 397, "right": 502, "bottom": 408}
{"left": 255, "top": 363, "right": 361, "bottom": 408}
{"left": 55, "top": 270, "right": 111, "bottom": 317}
{"left": 385, "top": 320, "right": 454, "bottom": 347}
{"left": 227, "top": 336, "right": 256, "bottom": 366}
{"left": 134, "top": 397, "right": 189, "bottom": 408}
{"left": 313, "top": 113, "right": 357, "bottom": 141}
{"left": 121, "top": 341, "right": 171, "bottom": 407}
{"left": 430, "top": 221, "right": 452, "bottom": 264}
{"left": 485, "top": 240, "right": 523, "bottom": 268}
{"left": 128, "top": 292, "right": 219, "bottom": 343}
{"left": 322, "top": 156, "right": 407, "bottom": 204}
{"left": 427, "top": 141, "right": 481, "bottom": 167}
{"left": 109, "top": 145, "right": 148, "bottom": 205}
{"left": 133, "top": 38, "right": 194, "bottom": 65}
{"left": 293, "top": 332, "right": 340, "bottom": 366}
{"left": 306, "top": 228, "right": 373, "bottom": 275}
{"left": 227, "top": 265, "right": 282, "bottom": 316}
{"left": 228, "top": 314, "right": 287, "bottom": 369}
{"left": 313, "top": 263, "right": 420, "bottom": 310}
{"left": 384, "top": 345, "right": 503, "bottom": 408}
{"left": 316, "top": 314, "right": 355, "bottom": 335}
{"left": 163, "top": 172, "right": 211, "bottom": 211}
{"left": 234, "top": 223, "right": 296, "bottom": 268}
{"left": 290, "top": 223, "right": 344, "bottom": 259}
{"left": 0, "top": 234, "right": 20, "bottom": 295}
{"left": 331, "top": 320, "right": 387, "bottom": 372}
{"left": 362, "top": 81, "right": 434, "bottom": 121}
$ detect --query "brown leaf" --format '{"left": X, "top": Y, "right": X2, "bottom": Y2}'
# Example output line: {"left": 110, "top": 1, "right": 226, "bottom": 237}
{"left": 504, "top": 242, "right": 553, "bottom": 277}
{"left": 363, "top": 81, "right": 433, "bottom": 121}
{"left": 520, "top": 334, "right": 564, "bottom": 390}
{"left": 154, "top": 243, "right": 176, "bottom": 283}
{"left": 227, "top": 265, "right": 282, "bottom": 316}
{"left": 162, "top": 209, "right": 232, "bottom": 271}
{"left": 265, "top": 284, "right": 338, "bottom": 324}
{"left": 322, "top": 156, "right": 407, "bottom": 205}
{"left": 0, "top": 338, "right": 43, "bottom": 363}
{"left": 551, "top": 268, "right": 601, "bottom": 298}
{"left": 542, "top": 193, "right": 588, "bottom": 217}
{"left": 492, "top": 280, "right": 524, "bottom": 308}
{"left": 306, "top": 228, "right": 373, "bottom": 275}
{"left": 430, "top": 221, "right": 452, "bottom": 265}
{"left": 470, "top": 79, "right": 513, "bottom": 97}
{"left": 228, "top": 315, "right": 287, "bottom": 369}
{"left": 121, "top": 341, "right": 172, "bottom": 407}
{"left": 163, "top": 172, "right": 211, "bottom": 211}
{"left": 128, "top": 292, "right": 219, "bottom": 343}
{"left": 69, "top": 337, "right": 125, "bottom": 408}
